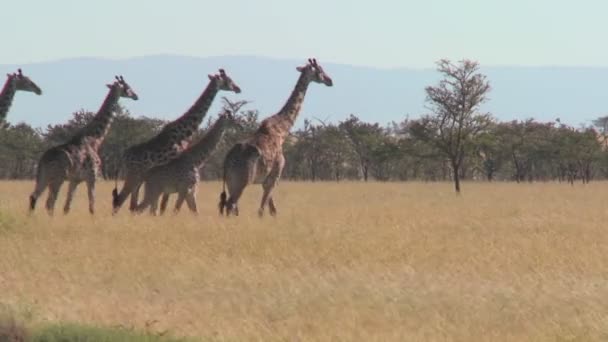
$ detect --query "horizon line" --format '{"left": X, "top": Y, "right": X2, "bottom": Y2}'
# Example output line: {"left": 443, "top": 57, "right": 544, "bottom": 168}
{"left": 2, "top": 54, "right": 608, "bottom": 71}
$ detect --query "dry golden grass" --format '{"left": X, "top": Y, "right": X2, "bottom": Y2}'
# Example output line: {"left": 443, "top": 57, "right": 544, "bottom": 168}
{"left": 1, "top": 180, "right": 608, "bottom": 341}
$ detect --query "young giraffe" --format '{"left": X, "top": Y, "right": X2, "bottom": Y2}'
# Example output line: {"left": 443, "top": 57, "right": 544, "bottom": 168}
{"left": 112, "top": 69, "right": 241, "bottom": 214}
{"left": 135, "top": 109, "right": 239, "bottom": 215}
{"left": 219, "top": 58, "right": 333, "bottom": 217}
{"left": 0, "top": 69, "right": 42, "bottom": 124}
{"left": 29, "top": 76, "right": 138, "bottom": 215}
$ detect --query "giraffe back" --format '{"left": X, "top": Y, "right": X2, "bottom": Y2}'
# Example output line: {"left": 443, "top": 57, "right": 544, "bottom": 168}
{"left": 248, "top": 117, "right": 288, "bottom": 165}
{"left": 143, "top": 158, "right": 199, "bottom": 197}
{"left": 123, "top": 136, "right": 188, "bottom": 173}
{"left": 37, "top": 141, "right": 102, "bottom": 183}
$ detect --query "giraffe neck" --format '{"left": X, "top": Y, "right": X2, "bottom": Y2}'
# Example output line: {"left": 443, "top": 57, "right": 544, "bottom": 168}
{"left": 183, "top": 117, "right": 229, "bottom": 167}
{"left": 74, "top": 87, "right": 121, "bottom": 149}
{"left": 0, "top": 78, "right": 17, "bottom": 123}
{"left": 275, "top": 73, "right": 311, "bottom": 132}
{"left": 169, "top": 80, "right": 220, "bottom": 142}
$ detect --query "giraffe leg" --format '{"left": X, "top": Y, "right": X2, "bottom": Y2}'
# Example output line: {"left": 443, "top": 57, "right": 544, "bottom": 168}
{"left": 29, "top": 173, "right": 48, "bottom": 213}
{"left": 225, "top": 168, "right": 253, "bottom": 217}
{"left": 149, "top": 196, "right": 160, "bottom": 216}
{"left": 259, "top": 155, "right": 284, "bottom": 217}
{"left": 259, "top": 178, "right": 277, "bottom": 217}
{"left": 159, "top": 194, "right": 170, "bottom": 215}
{"left": 129, "top": 183, "right": 143, "bottom": 212}
{"left": 185, "top": 192, "right": 198, "bottom": 214}
{"left": 135, "top": 188, "right": 158, "bottom": 216}
{"left": 258, "top": 184, "right": 270, "bottom": 217}
{"left": 112, "top": 174, "right": 141, "bottom": 214}
{"left": 268, "top": 197, "right": 277, "bottom": 216}
{"left": 133, "top": 198, "right": 147, "bottom": 214}
{"left": 45, "top": 180, "right": 64, "bottom": 216}
{"left": 85, "top": 178, "right": 96, "bottom": 215}
{"left": 222, "top": 144, "right": 260, "bottom": 217}
{"left": 63, "top": 180, "right": 80, "bottom": 215}
{"left": 174, "top": 192, "right": 186, "bottom": 214}
{"left": 226, "top": 187, "right": 245, "bottom": 217}
{"left": 133, "top": 183, "right": 151, "bottom": 214}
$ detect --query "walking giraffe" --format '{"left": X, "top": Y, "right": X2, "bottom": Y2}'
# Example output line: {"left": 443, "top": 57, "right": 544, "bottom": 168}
{"left": 112, "top": 69, "right": 241, "bottom": 214}
{"left": 29, "top": 76, "right": 138, "bottom": 215}
{"left": 219, "top": 58, "right": 333, "bottom": 217}
{"left": 0, "top": 69, "right": 42, "bottom": 124}
{"left": 135, "top": 109, "right": 239, "bottom": 215}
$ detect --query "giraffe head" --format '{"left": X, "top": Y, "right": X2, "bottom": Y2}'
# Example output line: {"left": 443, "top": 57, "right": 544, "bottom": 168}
{"left": 218, "top": 108, "right": 233, "bottom": 120}
{"left": 208, "top": 69, "right": 241, "bottom": 94}
{"left": 218, "top": 109, "right": 248, "bottom": 131}
{"left": 217, "top": 109, "right": 236, "bottom": 125}
{"left": 7, "top": 69, "right": 42, "bottom": 95}
{"left": 296, "top": 58, "right": 333, "bottom": 87}
{"left": 107, "top": 76, "right": 139, "bottom": 100}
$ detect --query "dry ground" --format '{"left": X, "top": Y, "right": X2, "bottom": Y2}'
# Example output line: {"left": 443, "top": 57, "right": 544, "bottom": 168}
{"left": 1, "top": 180, "right": 608, "bottom": 341}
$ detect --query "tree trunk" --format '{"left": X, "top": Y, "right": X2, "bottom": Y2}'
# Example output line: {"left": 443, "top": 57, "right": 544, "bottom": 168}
{"left": 309, "top": 157, "right": 316, "bottom": 182}
{"left": 584, "top": 162, "right": 591, "bottom": 184}
{"left": 452, "top": 159, "right": 461, "bottom": 193}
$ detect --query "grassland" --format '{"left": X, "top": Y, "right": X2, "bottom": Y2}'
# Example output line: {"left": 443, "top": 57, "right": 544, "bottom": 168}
{"left": 1, "top": 180, "right": 608, "bottom": 341}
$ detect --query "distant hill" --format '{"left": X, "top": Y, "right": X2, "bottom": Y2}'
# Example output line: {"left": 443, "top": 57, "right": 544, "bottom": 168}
{"left": 1, "top": 55, "right": 607, "bottom": 129}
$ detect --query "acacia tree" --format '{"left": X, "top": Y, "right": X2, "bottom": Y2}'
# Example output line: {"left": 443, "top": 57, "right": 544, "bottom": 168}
{"left": 472, "top": 123, "right": 501, "bottom": 182}
{"left": 339, "top": 114, "right": 385, "bottom": 181}
{"left": 411, "top": 59, "right": 491, "bottom": 193}
{"left": 592, "top": 115, "right": 608, "bottom": 148}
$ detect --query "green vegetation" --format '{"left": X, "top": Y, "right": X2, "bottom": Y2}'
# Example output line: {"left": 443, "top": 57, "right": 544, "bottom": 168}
{"left": 31, "top": 323, "right": 192, "bottom": 342}
{"left": 0, "top": 317, "right": 193, "bottom": 342}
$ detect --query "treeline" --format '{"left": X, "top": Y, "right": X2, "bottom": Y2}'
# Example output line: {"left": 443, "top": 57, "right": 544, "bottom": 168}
{"left": 1, "top": 106, "right": 607, "bottom": 183}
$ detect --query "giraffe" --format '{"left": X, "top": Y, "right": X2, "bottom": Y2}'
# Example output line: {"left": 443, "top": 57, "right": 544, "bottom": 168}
{"left": 218, "top": 58, "right": 333, "bottom": 217}
{"left": 111, "top": 69, "right": 241, "bottom": 214}
{"left": 135, "top": 109, "right": 239, "bottom": 215}
{"left": 29, "top": 76, "right": 138, "bottom": 215}
{"left": 0, "top": 69, "right": 42, "bottom": 124}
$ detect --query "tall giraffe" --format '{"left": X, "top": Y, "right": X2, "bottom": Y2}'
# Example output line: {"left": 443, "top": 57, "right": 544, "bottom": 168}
{"left": 0, "top": 69, "right": 42, "bottom": 124}
{"left": 112, "top": 69, "right": 241, "bottom": 214}
{"left": 29, "top": 76, "right": 138, "bottom": 215}
{"left": 135, "top": 109, "right": 239, "bottom": 215}
{"left": 219, "top": 58, "right": 333, "bottom": 217}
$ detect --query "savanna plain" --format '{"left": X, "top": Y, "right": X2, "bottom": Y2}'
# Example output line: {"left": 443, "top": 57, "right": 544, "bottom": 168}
{"left": 1, "top": 180, "right": 607, "bottom": 341}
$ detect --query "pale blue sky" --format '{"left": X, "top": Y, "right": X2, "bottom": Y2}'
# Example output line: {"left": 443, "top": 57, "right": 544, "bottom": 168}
{"left": 3, "top": 0, "right": 607, "bottom": 68}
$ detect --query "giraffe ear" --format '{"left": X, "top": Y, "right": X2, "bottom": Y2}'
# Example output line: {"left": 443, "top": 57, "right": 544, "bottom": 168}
{"left": 208, "top": 74, "right": 216, "bottom": 81}
{"left": 106, "top": 84, "right": 113, "bottom": 89}
{"left": 296, "top": 66, "right": 306, "bottom": 72}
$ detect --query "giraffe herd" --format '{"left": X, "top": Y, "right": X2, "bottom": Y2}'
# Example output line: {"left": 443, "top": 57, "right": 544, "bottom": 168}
{"left": 1, "top": 58, "right": 333, "bottom": 217}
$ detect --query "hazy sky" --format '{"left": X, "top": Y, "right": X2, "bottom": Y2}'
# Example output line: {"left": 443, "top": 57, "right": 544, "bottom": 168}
{"left": 3, "top": 0, "right": 606, "bottom": 68}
